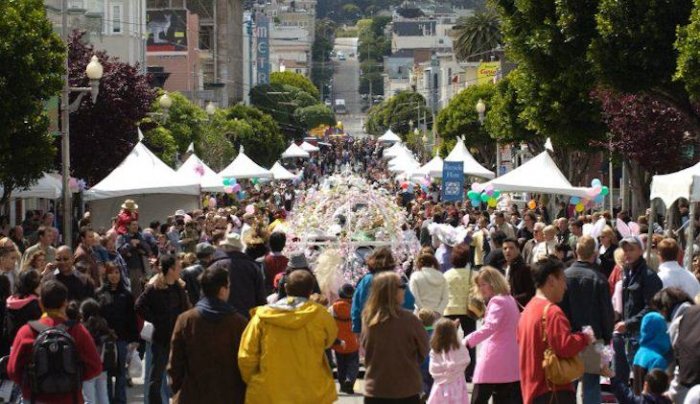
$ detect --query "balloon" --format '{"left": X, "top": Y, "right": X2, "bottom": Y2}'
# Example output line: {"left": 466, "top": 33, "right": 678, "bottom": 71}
{"left": 223, "top": 186, "right": 234, "bottom": 194}
{"left": 570, "top": 196, "right": 580, "bottom": 204}
{"left": 481, "top": 193, "right": 490, "bottom": 202}
{"left": 528, "top": 200, "right": 537, "bottom": 209}
{"left": 222, "top": 178, "right": 231, "bottom": 186}
{"left": 485, "top": 188, "right": 494, "bottom": 196}
{"left": 230, "top": 178, "right": 236, "bottom": 185}
{"left": 251, "top": 178, "right": 259, "bottom": 185}
{"left": 467, "top": 190, "right": 477, "bottom": 199}
{"left": 600, "top": 186, "right": 609, "bottom": 196}
{"left": 587, "top": 188, "right": 599, "bottom": 198}
{"left": 594, "top": 194, "right": 604, "bottom": 203}
{"left": 471, "top": 199, "right": 481, "bottom": 207}
{"left": 493, "top": 190, "right": 501, "bottom": 198}
{"left": 593, "top": 185, "right": 602, "bottom": 195}
{"left": 471, "top": 183, "right": 482, "bottom": 192}
{"left": 575, "top": 202, "right": 585, "bottom": 212}
{"left": 232, "top": 184, "right": 241, "bottom": 192}
{"left": 591, "top": 178, "right": 602, "bottom": 188}
{"left": 401, "top": 182, "right": 409, "bottom": 189}
{"left": 484, "top": 184, "right": 494, "bottom": 194}
{"left": 487, "top": 198, "right": 497, "bottom": 208}
{"left": 420, "top": 184, "right": 429, "bottom": 192}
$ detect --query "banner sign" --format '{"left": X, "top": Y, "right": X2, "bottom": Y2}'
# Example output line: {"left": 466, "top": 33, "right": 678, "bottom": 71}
{"left": 255, "top": 13, "right": 270, "bottom": 84}
{"left": 477, "top": 61, "right": 500, "bottom": 85}
{"left": 442, "top": 161, "right": 464, "bottom": 202}
{"left": 147, "top": 9, "right": 188, "bottom": 52}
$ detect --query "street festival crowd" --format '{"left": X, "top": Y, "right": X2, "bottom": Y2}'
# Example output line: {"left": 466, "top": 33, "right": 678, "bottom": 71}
{"left": 0, "top": 138, "right": 698, "bottom": 404}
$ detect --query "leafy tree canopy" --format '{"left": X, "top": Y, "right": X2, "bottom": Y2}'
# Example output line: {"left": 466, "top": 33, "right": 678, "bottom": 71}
{"left": 365, "top": 91, "right": 431, "bottom": 137}
{"left": 294, "top": 104, "right": 336, "bottom": 130}
{"left": 270, "top": 71, "right": 320, "bottom": 99}
{"left": 143, "top": 91, "right": 207, "bottom": 161}
{"left": 224, "top": 104, "right": 285, "bottom": 167}
{"left": 0, "top": 0, "right": 64, "bottom": 202}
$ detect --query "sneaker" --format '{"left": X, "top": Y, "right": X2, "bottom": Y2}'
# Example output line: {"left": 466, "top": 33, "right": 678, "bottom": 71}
{"left": 340, "top": 381, "right": 354, "bottom": 395}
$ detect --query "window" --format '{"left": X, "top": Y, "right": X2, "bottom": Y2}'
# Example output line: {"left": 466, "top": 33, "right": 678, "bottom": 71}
{"left": 69, "top": 0, "right": 85, "bottom": 9}
{"left": 199, "top": 25, "right": 213, "bottom": 50}
{"left": 112, "top": 4, "right": 122, "bottom": 33}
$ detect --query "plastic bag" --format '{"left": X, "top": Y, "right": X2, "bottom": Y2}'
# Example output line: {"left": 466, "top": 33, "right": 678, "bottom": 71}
{"left": 127, "top": 351, "right": 143, "bottom": 379}
{"left": 140, "top": 321, "right": 154, "bottom": 342}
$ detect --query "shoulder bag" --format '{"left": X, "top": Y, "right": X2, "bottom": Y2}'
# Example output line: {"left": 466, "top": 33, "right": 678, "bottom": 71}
{"left": 541, "top": 303, "right": 584, "bottom": 385}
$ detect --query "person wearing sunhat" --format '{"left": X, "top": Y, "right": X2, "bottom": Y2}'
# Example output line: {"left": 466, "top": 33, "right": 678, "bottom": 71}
{"left": 276, "top": 251, "right": 321, "bottom": 300}
{"left": 208, "top": 233, "right": 266, "bottom": 318}
{"left": 115, "top": 199, "right": 138, "bottom": 235}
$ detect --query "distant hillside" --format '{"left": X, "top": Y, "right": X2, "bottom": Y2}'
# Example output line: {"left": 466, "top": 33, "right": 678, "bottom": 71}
{"left": 317, "top": 0, "right": 486, "bottom": 23}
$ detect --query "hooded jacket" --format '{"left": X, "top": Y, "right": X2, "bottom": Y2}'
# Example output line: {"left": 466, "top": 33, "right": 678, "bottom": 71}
{"left": 633, "top": 312, "right": 671, "bottom": 371}
{"left": 238, "top": 297, "right": 338, "bottom": 404}
{"left": 409, "top": 267, "right": 449, "bottom": 314}
{"left": 4, "top": 295, "right": 42, "bottom": 343}
{"left": 622, "top": 258, "right": 663, "bottom": 334}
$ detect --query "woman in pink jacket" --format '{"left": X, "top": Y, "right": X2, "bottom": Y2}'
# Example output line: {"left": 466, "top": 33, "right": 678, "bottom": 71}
{"left": 464, "top": 266, "right": 523, "bottom": 404}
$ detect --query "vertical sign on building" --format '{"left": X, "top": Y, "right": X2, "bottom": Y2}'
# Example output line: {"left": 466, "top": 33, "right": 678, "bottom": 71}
{"left": 441, "top": 161, "right": 464, "bottom": 202}
{"left": 255, "top": 13, "right": 270, "bottom": 84}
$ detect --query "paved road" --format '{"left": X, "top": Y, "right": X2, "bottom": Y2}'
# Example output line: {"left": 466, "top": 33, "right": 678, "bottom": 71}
{"left": 332, "top": 37, "right": 368, "bottom": 138}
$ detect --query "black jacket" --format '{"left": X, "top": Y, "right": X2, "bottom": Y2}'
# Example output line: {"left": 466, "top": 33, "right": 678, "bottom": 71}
{"left": 208, "top": 250, "right": 266, "bottom": 318}
{"left": 135, "top": 276, "right": 191, "bottom": 346}
{"left": 559, "top": 260, "right": 615, "bottom": 344}
{"left": 181, "top": 263, "right": 205, "bottom": 307}
{"left": 97, "top": 284, "right": 139, "bottom": 342}
{"left": 599, "top": 244, "right": 618, "bottom": 278}
{"left": 675, "top": 304, "right": 700, "bottom": 386}
{"left": 622, "top": 258, "right": 663, "bottom": 334}
{"left": 507, "top": 256, "right": 535, "bottom": 310}
{"left": 484, "top": 248, "right": 506, "bottom": 271}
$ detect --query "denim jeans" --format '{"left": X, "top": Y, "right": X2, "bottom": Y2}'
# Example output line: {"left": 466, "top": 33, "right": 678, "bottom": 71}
{"left": 83, "top": 371, "right": 109, "bottom": 404}
{"left": 612, "top": 332, "right": 639, "bottom": 386}
{"left": 576, "top": 373, "right": 601, "bottom": 404}
{"left": 107, "top": 340, "right": 128, "bottom": 404}
{"left": 143, "top": 342, "right": 170, "bottom": 404}
{"left": 335, "top": 351, "right": 360, "bottom": 385}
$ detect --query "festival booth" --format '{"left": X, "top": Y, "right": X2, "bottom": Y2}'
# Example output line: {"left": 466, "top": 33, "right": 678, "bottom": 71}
{"left": 377, "top": 129, "right": 402, "bottom": 143}
{"left": 649, "top": 161, "right": 700, "bottom": 267}
{"left": 483, "top": 150, "right": 589, "bottom": 197}
{"left": 300, "top": 141, "right": 320, "bottom": 153}
{"left": 387, "top": 150, "right": 420, "bottom": 174}
{"left": 177, "top": 154, "right": 224, "bottom": 193}
{"left": 280, "top": 143, "right": 310, "bottom": 159}
{"left": 431, "top": 137, "right": 495, "bottom": 179}
{"left": 6, "top": 173, "right": 64, "bottom": 226}
{"left": 270, "top": 162, "right": 298, "bottom": 181}
{"left": 412, "top": 156, "right": 444, "bottom": 179}
{"left": 84, "top": 142, "right": 200, "bottom": 229}
{"left": 219, "top": 147, "right": 273, "bottom": 179}
{"left": 383, "top": 142, "right": 410, "bottom": 160}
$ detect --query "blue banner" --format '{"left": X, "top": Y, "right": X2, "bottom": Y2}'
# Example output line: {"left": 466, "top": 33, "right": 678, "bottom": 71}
{"left": 255, "top": 13, "right": 270, "bottom": 84}
{"left": 441, "top": 161, "right": 464, "bottom": 202}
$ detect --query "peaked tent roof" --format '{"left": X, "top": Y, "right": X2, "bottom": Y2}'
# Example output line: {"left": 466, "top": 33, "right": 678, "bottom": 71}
{"left": 176, "top": 154, "right": 224, "bottom": 192}
{"left": 443, "top": 137, "right": 495, "bottom": 179}
{"left": 377, "top": 129, "right": 402, "bottom": 143}
{"left": 219, "top": 147, "right": 272, "bottom": 179}
{"left": 281, "top": 143, "right": 310, "bottom": 159}
{"left": 383, "top": 142, "right": 409, "bottom": 160}
{"left": 11, "top": 172, "right": 62, "bottom": 199}
{"left": 650, "top": 161, "right": 700, "bottom": 206}
{"left": 270, "top": 162, "right": 297, "bottom": 180}
{"left": 484, "top": 151, "right": 589, "bottom": 197}
{"left": 85, "top": 142, "right": 199, "bottom": 200}
{"left": 300, "top": 141, "right": 320, "bottom": 152}
{"left": 413, "top": 156, "right": 443, "bottom": 178}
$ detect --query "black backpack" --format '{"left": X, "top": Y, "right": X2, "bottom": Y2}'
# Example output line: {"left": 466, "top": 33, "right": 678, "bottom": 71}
{"left": 25, "top": 321, "right": 81, "bottom": 400}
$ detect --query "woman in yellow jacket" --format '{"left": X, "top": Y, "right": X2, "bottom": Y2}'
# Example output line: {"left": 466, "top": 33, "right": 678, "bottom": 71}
{"left": 238, "top": 269, "right": 338, "bottom": 404}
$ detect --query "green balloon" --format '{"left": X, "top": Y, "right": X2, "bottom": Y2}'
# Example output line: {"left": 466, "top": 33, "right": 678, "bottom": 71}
{"left": 600, "top": 186, "right": 609, "bottom": 196}
{"left": 480, "top": 193, "right": 489, "bottom": 202}
{"left": 493, "top": 190, "right": 501, "bottom": 198}
{"left": 467, "top": 191, "right": 477, "bottom": 199}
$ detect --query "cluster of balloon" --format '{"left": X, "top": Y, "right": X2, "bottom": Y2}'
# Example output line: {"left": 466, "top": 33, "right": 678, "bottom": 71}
{"left": 222, "top": 178, "right": 241, "bottom": 194}
{"left": 527, "top": 200, "right": 537, "bottom": 210}
{"left": 466, "top": 183, "right": 501, "bottom": 208}
{"left": 570, "top": 178, "right": 610, "bottom": 212}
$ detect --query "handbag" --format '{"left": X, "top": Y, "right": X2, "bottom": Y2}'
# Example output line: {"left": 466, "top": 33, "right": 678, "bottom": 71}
{"left": 541, "top": 303, "right": 584, "bottom": 385}
{"left": 465, "top": 266, "right": 485, "bottom": 320}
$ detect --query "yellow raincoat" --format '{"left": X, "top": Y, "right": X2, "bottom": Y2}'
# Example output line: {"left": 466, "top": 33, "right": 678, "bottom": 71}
{"left": 238, "top": 297, "right": 338, "bottom": 404}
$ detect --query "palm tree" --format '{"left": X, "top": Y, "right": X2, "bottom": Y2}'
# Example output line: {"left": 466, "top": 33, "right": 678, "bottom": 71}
{"left": 452, "top": 9, "right": 502, "bottom": 61}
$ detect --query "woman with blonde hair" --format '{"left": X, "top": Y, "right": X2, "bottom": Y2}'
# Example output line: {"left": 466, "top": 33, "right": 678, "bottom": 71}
{"left": 21, "top": 249, "right": 46, "bottom": 274}
{"left": 599, "top": 226, "right": 618, "bottom": 278}
{"left": 464, "top": 267, "right": 522, "bottom": 403}
{"left": 361, "top": 271, "right": 429, "bottom": 403}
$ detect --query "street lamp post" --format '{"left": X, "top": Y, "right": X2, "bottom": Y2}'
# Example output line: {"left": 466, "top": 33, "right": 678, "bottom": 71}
{"left": 474, "top": 98, "right": 496, "bottom": 176}
{"left": 61, "top": 52, "right": 103, "bottom": 248}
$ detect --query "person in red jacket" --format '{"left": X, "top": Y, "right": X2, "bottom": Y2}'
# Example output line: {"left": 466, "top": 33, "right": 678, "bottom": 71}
{"left": 8, "top": 280, "right": 102, "bottom": 404}
{"left": 330, "top": 283, "right": 360, "bottom": 395}
{"left": 114, "top": 199, "right": 138, "bottom": 235}
{"left": 517, "top": 257, "right": 594, "bottom": 404}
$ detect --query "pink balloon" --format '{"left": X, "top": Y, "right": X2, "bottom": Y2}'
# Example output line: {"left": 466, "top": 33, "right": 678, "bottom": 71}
{"left": 587, "top": 188, "right": 598, "bottom": 198}
{"left": 223, "top": 186, "right": 234, "bottom": 194}
{"left": 471, "top": 183, "right": 482, "bottom": 192}
{"left": 484, "top": 184, "right": 494, "bottom": 193}
{"left": 232, "top": 184, "right": 241, "bottom": 192}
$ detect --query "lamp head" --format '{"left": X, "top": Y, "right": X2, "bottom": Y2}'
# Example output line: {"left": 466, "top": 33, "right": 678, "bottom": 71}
{"left": 85, "top": 55, "right": 103, "bottom": 80}
{"left": 159, "top": 92, "right": 173, "bottom": 110}
{"left": 205, "top": 101, "right": 216, "bottom": 116}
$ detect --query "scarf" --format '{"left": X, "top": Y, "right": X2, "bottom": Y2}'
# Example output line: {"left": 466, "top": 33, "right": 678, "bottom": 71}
{"left": 195, "top": 297, "right": 235, "bottom": 321}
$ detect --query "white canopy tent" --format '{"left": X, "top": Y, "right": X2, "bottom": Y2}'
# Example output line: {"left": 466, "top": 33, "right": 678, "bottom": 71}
{"left": 435, "top": 137, "right": 495, "bottom": 179}
{"left": 280, "top": 143, "right": 311, "bottom": 159}
{"left": 483, "top": 151, "right": 589, "bottom": 197}
{"left": 383, "top": 142, "right": 410, "bottom": 160}
{"left": 176, "top": 154, "right": 224, "bottom": 192}
{"left": 84, "top": 142, "right": 200, "bottom": 228}
{"left": 270, "top": 162, "right": 297, "bottom": 180}
{"left": 11, "top": 172, "right": 63, "bottom": 199}
{"left": 219, "top": 147, "right": 273, "bottom": 179}
{"left": 649, "top": 161, "right": 700, "bottom": 267}
{"left": 300, "top": 141, "right": 320, "bottom": 152}
{"left": 377, "top": 129, "right": 401, "bottom": 143}
{"left": 412, "top": 156, "right": 443, "bottom": 179}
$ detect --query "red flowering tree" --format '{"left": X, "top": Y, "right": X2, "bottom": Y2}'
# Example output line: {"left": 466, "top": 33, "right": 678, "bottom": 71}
{"left": 63, "top": 31, "right": 156, "bottom": 185}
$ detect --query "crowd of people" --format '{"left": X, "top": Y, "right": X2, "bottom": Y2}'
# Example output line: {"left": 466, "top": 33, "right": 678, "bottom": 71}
{"left": 0, "top": 138, "right": 697, "bottom": 404}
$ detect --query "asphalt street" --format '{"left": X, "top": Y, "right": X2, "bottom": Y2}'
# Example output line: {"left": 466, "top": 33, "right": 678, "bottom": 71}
{"left": 332, "top": 37, "right": 367, "bottom": 138}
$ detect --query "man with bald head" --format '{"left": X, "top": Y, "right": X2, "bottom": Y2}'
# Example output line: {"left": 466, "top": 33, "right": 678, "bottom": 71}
{"left": 42, "top": 246, "right": 94, "bottom": 302}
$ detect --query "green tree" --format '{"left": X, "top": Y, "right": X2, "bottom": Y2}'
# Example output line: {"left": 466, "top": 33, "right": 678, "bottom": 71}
{"left": 224, "top": 104, "right": 285, "bottom": 167}
{"left": 294, "top": 104, "right": 336, "bottom": 130}
{"left": 453, "top": 9, "right": 502, "bottom": 61}
{"left": 365, "top": 91, "right": 431, "bottom": 137}
{"left": 270, "top": 71, "right": 320, "bottom": 99}
{"left": 676, "top": 0, "right": 700, "bottom": 100}
{"left": 436, "top": 83, "right": 496, "bottom": 166}
{"left": 0, "top": 0, "right": 64, "bottom": 203}
{"left": 141, "top": 126, "right": 178, "bottom": 166}
{"left": 485, "top": 74, "right": 538, "bottom": 145}
{"left": 198, "top": 109, "right": 236, "bottom": 172}
{"left": 143, "top": 91, "right": 207, "bottom": 161}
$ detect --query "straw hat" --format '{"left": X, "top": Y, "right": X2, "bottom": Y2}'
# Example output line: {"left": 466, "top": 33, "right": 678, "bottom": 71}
{"left": 121, "top": 199, "right": 138, "bottom": 210}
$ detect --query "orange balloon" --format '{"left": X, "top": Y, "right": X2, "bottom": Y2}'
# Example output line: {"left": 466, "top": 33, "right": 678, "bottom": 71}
{"left": 527, "top": 200, "right": 537, "bottom": 210}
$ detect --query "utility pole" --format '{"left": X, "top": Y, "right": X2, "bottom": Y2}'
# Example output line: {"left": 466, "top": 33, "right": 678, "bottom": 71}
{"left": 61, "top": 0, "right": 71, "bottom": 247}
